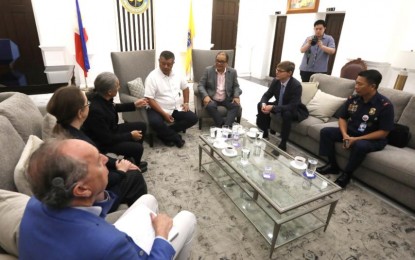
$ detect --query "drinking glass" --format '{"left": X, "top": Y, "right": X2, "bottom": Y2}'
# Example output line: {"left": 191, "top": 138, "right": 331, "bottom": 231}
{"left": 240, "top": 147, "right": 250, "bottom": 165}
{"left": 210, "top": 126, "right": 216, "bottom": 138}
{"left": 222, "top": 125, "right": 230, "bottom": 139}
{"left": 306, "top": 157, "right": 318, "bottom": 177}
{"left": 255, "top": 130, "right": 264, "bottom": 145}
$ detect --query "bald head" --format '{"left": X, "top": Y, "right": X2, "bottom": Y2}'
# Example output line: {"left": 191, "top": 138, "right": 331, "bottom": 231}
{"left": 28, "top": 139, "right": 107, "bottom": 208}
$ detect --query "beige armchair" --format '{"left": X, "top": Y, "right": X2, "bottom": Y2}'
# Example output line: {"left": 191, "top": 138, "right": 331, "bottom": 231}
{"left": 111, "top": 50, "right": 156, "bottom": 146}
{"left": 192, "top": 49, "right": 242, "bottom": 129}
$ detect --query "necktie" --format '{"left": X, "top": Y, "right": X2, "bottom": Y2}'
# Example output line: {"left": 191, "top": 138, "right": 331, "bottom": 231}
{"left": 278, "top": 84, "right": 285, "bottom": 106}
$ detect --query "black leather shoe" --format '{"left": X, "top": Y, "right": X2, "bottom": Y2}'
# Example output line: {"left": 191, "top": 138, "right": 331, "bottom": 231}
{"left": 175, "top": 139, "right": 185, "bottom": 148}
{"left": 335, "top": 173, "right": 351, "bottom": 188}
{"left": 162, "top": 139, "right": 175, "bottom": 147}
{"left": 316, "top": 164, "right": 339, "bottom": 175}
{"left": 139, "top": 166, "right": 148, "bottom": 173}
{"left": 139, "top": 161, "right": 148, "bottom": 168}
{"left": 270, "top": 129, "right": 276, "bottom": 135}
{"left": 278, "top": 143, "right": 287, "bottom": 152}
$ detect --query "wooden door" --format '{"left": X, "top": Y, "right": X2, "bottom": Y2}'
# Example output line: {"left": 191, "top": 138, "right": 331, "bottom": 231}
{"left": 0, "top": 0, "right": 46, "bottom": 85}
{"left": 211, "top": 0, "right": 239, "bottom": 52}
{"left": 325, "top": 13, "right": 345, "bottom": 75}
{"left": 269, "top": 16, "right": 287, "bottom": 77}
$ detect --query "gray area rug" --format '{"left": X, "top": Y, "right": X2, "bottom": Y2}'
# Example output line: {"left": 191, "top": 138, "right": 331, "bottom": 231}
{"left": 141, "top": 119, "right": 415, "bottom": 260}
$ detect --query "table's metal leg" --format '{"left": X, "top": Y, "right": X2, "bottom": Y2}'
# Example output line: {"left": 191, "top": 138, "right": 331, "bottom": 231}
{"left": 324, "top": 200, "right": 338, "bottom": 232}
{"left": 253, "top": 190, "right": 259, "bottom": 201}
{"left": 198, "top": 145, "right": 202, "bottom": 172}
{"left": 269, "top": 222, "right": 281, "bottom": 259}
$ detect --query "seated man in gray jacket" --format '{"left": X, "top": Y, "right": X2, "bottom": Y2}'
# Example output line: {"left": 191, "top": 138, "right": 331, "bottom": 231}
{"left": 198, "top": 51, "right": 242, "bottom": 127}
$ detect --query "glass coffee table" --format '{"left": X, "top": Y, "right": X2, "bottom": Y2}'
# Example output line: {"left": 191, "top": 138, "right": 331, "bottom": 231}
{"left": 198, "top": 134, "right": 342, "bottom": 258}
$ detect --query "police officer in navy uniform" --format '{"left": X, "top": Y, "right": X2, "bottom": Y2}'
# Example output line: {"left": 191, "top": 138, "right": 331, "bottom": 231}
{"left": 317, "top": 70, "right": 394, "bottom": 188}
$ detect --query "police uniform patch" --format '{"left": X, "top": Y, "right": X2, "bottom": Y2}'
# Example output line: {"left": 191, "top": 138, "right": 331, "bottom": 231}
{"left": 369, "top": 108, "right": 376, "bottom": 115}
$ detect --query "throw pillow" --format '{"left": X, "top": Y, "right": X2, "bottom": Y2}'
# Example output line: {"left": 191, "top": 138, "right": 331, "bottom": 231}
{"left": 301, "top": 82, "right": 319, "bottom": 105}
{"left": 0, "top": 190, "right": 30, "bottom": 257}
{"left": 307, "top": 89, "right": 346, "bottom": 122}
{"left": 14, "top": 135, "right": 44, "bottom": 196}
{"left": 127, "top": 77, "right": 145, "bottom": 98}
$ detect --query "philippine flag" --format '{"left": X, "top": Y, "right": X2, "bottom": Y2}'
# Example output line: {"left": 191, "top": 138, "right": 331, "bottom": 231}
{"left": 74, "top": 0, "right": 90, "bottom": 77}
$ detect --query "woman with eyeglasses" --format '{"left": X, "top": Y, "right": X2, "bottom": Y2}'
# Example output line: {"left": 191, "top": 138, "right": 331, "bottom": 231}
{"left": 47, "top": 85, "right": 147, "bottom": 212}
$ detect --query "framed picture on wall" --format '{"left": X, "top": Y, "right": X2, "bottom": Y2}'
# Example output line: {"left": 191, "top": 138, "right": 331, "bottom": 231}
{"left": 286, "top": 0, "right": 320, "bottom": 14}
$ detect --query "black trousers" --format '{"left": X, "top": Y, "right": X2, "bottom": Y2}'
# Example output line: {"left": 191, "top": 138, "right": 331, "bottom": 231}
{"left": 300, "top": 71, "right": 327, "bottom": 82}
{"left": 147, "top": 108, "right": 198, "bottom": 143}
{"left": 108, "top": 169, "right": 148, "bottom": 212}
{"left": 204, "top": 98, "right": 240, "bottom": 127}
{"left": 103, "top": 122, "right": 146, "bottom": 164}
{"left": 256, "top": 102, "right": 297, "bottom": 145}
{"left": 319, "top": 127, "right": 387, "bottom": 174}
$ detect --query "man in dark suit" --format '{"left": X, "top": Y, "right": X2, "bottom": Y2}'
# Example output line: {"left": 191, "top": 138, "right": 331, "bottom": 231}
{"left": 19, "top": 138, "right": 196, "bottom": 259}
{"left": 197, "top": 51, "right": 242, "bottom": 127}
{"left": 256, "top": 61, "right": 309, "bottom": 151}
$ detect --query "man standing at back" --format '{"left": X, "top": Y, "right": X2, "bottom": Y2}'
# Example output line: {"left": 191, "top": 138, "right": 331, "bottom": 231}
{"left": 197, "top": 51, "right": 242, "bottom": 127}
{"left": 145, "top": 50, "right": 198, "bottom": 148}
{"left": 299, "top": 19, "right": 336, "bottom": 82}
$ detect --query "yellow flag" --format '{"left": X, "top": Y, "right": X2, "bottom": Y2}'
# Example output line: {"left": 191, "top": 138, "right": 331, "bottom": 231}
{"left": 185, "top": 0, "right": 195, "bottom": 75}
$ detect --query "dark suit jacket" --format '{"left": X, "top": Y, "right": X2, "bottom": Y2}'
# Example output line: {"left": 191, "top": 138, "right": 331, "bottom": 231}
{"left": 82, "top": 94, "right": 136, "bottom": 148}
{"left": 19, "top": 195, "right": 175, "bottom": 259}
{"left": 198, "top": 65, "right": 242, "bottom": 101}
{"left": 260, "top": 77, "right": 309, "bottom": 121}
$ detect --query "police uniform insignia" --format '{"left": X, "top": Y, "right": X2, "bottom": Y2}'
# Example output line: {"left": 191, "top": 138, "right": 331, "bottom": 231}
{"left": 362, "top": 115, "right": 369, "bottom": 121}
{"left": 369, "top": 108, "right": 376, "bottom": 115}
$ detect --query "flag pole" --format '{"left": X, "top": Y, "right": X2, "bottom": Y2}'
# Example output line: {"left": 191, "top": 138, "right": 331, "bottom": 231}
{"left": 84, "top": 75, "right": 88, "bottom": 89}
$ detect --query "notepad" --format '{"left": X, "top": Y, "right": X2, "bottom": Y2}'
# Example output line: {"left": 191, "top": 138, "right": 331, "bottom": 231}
{"left": 114, "top": 203, "right": 179, "bottom": 254}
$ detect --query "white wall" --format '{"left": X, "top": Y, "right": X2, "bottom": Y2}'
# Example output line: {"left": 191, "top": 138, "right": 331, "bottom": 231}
{"left": 31, "top": 0, "right": 415, "bottom": 93}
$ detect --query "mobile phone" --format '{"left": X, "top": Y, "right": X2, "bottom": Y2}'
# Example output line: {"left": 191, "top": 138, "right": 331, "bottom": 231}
{"left": 343, "top": 139, "right": 349, "bottom": 148}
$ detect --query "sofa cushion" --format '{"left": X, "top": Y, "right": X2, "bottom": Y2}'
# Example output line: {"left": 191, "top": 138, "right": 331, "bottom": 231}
{"left": 307, "top": 121, "right": 338, "bottom": 142}
{"left": 397, "top": 96, "right": 415, "bottom": 149}
{"left": 377, "top": 87, "right": 412, "bottom": 122}
{"left": 0, "top": 92, "right": 43, "bottom": 143}
{"left": 127, "top": 77, "right": 145, "bottom": 98}
{"left": 0, "top": 116, "right": 25, "bottom": 191}
{"left": 301, "top": 82, "right": 319, "bottom": 105}
{"left": 0, "top": 190, "right": 30, "bottom": 257}
{"left": 345, "top": 145, "right": 415, "bottom": 188}
{"left": 14, "top": 135, "right": 44, "bottom": 196}
{"left": 310, "top": 73, "right": 355, "bottom": 98}
{"left": 306, "top": 90, "right": 346, "bottom": 122}
{"left": 42, "top": 113, "right": 57, "bottom": 140}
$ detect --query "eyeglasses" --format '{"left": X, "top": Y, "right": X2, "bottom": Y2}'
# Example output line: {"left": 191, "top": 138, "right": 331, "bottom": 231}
{"left": 276, "top": 69, "right": 287, "bottom": 73}
{"left": 216, "top": 59, "right": 227, "bottom": 64}
{"left": 83, "top": 100, "right": 91, "bottom": 107}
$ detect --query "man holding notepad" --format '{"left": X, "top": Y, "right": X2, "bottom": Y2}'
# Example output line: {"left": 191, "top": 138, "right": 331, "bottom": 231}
{"left": 19, "top": 138, "right": 196, "bottom": 259}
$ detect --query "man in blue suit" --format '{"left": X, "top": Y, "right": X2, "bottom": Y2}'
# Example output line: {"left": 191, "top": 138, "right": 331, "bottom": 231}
{"left": 198, "top": 51, "right": 242, "bottom": 127}
{"left": 256, "top": 61, "right": 309, "bottom": 151}
{"left": 19, "top": 138, "right": 196, "bottom": 259}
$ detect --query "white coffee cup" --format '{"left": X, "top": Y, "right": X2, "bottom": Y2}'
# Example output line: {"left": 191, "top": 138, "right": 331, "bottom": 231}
{"left": 249, "top": 128, "right": 258, "bottom": 136}
{"left": 294, "top": 156, "right": 306, "bottom": 167}
{"left": 225, "top": 146, "right": 235, "bottom": 154}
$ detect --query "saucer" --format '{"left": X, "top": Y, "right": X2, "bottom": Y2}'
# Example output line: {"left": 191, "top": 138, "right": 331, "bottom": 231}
{"left": 246, "top": 132, "right": 257, "bottom": 138}
{"left": 213, "top": 141, "right": 228, "bottom": 149}
{"left": 222, "top": 148, "right": 238, "bottom": 157}
{"left": 290, "top": 160, "right": 307, "bottom": 170}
